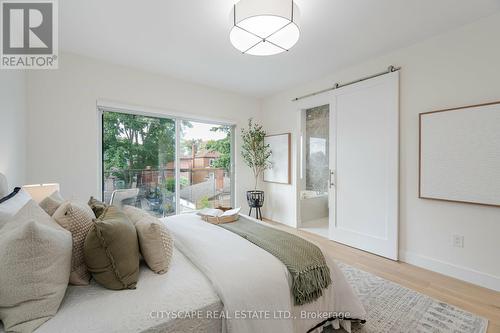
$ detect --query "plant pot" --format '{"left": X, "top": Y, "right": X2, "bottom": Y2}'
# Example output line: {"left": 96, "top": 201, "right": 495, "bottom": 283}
{"left": 247, "top": 190, "right": 264, "bottom": 208}
{"left": 246, "top": 190, "right": 264, "bottom": 220}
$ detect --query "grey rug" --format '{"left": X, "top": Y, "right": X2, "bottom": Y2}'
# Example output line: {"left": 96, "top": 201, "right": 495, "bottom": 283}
{"left": 324, "top": 263, "right": 488, "bottom": 333}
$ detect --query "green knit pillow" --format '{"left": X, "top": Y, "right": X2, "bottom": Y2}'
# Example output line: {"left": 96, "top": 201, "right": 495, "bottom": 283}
{"left": 84, "top": 206, "right": 140, "bottom": 290}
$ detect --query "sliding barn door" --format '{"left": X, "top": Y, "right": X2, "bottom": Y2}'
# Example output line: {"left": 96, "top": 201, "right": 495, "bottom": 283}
{"left": 330, "top": 72, "right": 399, "bottom": 260}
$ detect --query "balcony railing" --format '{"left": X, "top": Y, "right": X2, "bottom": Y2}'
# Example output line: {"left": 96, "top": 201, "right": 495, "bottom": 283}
{"left": 103, "top": 167, "right": 231, "bottom": 217}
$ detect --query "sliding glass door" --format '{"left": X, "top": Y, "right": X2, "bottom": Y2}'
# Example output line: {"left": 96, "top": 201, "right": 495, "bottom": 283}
{"left": 179, "top": 121, "right": 233, "bottom": 213}
{"left": 101, "top": 109, "right": 234, "bottom": 217}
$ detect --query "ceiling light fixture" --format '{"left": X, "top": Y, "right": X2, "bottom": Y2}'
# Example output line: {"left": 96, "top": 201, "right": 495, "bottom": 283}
{"left": 230, "top": 0, "right": 300, "bottom": 56}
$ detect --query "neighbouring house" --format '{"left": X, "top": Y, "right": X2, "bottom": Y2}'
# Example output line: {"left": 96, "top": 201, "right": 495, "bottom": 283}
{"left": 167, "top": 145, "right": 226, "bottom": 191}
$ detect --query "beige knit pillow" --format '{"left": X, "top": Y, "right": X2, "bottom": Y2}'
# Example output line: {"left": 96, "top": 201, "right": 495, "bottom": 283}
{"left": 53, "top": 201, "right": 96, "bottom": 285}
{"left": 123, "top": 205, "right": 151, "bottom": 225}
{"left": 0, "top": 200, "right": 72, "bottom": 333}
{"left": 135, "top": 215, "right": 173, "bottom": 274}
{"left": 39, "top": 190, "right": 64, "bottom": 216}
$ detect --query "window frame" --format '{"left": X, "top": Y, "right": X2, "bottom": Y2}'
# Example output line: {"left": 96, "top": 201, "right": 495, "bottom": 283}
{"left": 97, "top": 103, "right": 236, "bottom": 215}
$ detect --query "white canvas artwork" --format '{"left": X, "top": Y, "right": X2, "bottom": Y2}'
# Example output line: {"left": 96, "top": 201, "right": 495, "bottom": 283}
{"left": 264, "top": 133, "right": 291, "bottom": 184}
{"left": 419, "top": 102, "right": 500, "bottom": 206}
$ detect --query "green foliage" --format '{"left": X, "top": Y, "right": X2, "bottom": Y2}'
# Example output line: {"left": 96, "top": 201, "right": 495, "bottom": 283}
{"left": 241, "top": 118, "right": 272, "bottom": 190}
{"left": 163, "top": 201, "right": 175, "bottom": 215}
{"left": 103, "top": 112, "right": 176, "bottom": 186}
{"left": 206, "top": 125, "right": 232, "bottom": 172}
{"left": 198, "top": 196, "right": 211, "bottom": 209}
{"left": 163, "top": 177, "right": 189, "bottom": 192}
{"left": 164, "top": 178, "right": 175, "bottom": 192}
{"left": 180, "top": 177, "right": 189, "bottom": 187}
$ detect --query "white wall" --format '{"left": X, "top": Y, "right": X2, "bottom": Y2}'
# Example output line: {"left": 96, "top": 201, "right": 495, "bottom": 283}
{"left": 0, "top": 72, "right": 26, "bottom": 189}
{"left": 26, "top": 53, "right": 260, "bottom": 207}
{"left": 261, "top": 13, "right": 500, "bottom": 291}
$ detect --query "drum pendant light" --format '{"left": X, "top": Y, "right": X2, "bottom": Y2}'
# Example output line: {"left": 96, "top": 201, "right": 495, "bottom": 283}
{"left": 230, "top": 0, "right": 300, "bottom": 56}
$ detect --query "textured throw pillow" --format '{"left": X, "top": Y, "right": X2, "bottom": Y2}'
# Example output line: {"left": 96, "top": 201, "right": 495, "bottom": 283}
{"left": 0, "top": 200, "right": 72, "bottom": 333}
{"left": 84, "top": 206, "right": 140, "bottom": 290}
{"left": 0, "top": 188, "right": 31, "bottom": 225}
{"left": 123, "top": 205, "right": 151, "bottom": 225}
{"left": 53, "top": 201, "right": 96, "bottom": 285}
{"left": 88, "top": 196, "right": 108, "bottom": 218}
{"left": 135, "top": 215, "right": 173, "bottom": 274}
{"left": 39, "top": 190, "right": 65, "bottom": 216}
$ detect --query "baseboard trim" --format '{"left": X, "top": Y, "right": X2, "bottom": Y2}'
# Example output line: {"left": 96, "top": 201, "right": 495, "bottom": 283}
{"left": 400, "top": 251, "right": 500, "bottom": 292}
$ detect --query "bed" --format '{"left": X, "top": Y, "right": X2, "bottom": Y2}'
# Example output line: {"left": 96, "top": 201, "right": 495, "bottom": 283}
{"left": 0, "top": 249, "right": 223, "bottom": 333}
{"left": 165, "top": 213, "right": 366, "bottom": 333}
{"left": 0, "top": 172, "right": 366, "bottom": 333}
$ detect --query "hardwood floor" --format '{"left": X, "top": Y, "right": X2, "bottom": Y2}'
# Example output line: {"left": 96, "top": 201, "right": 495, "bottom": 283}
{"left": 263, "top": 219, "right": 500, "bottom": 333}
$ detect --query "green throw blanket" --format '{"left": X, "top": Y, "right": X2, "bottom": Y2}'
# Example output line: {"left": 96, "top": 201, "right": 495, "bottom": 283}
{"left": 219, "top": 217, "right": 331, "bottom": 306}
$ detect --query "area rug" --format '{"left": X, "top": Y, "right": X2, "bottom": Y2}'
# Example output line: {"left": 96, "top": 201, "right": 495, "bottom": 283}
{"left": 324, "top": 262, "right": 488, "bottom": 333}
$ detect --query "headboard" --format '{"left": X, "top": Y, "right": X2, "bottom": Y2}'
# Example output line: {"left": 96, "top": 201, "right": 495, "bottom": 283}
{"left": 0, "top": 172, "right": 8, "bottom": 198}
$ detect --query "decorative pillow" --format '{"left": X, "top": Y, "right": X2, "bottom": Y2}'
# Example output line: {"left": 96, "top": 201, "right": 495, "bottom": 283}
{"left": 84, "top": 206, "right": 140, "bottom": 290}
{"left": 53, "top": 201, "right": 95, "bottom": 285}
{"left": 123, "top": 205, "right": 151, "bottom": 225}
{"left": 0, "top": 200, "right": 72, "bottom": 333}
{"left": 135, "top": 215, "right": 174, "bottom": 274}
{"left": 88, "top": 196, "right": 108, "bottom": 218}
{"left": 0, "top": 188, "right": 31, "bottom": 225}
{"left": 39, "top": 190, "right": 65, "bottom": 216}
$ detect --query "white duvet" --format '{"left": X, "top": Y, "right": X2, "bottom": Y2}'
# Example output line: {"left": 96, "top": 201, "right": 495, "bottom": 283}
{"left": 2, "top": 249, "right": 223, "bottom": 333}
{"left": 164, "top": 214, "right": 366, "bottom": 333}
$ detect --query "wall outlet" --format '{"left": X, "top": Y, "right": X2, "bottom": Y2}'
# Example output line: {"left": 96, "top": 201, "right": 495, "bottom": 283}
{"left": 452, "top": 235, "right": 464, "bottom": 248}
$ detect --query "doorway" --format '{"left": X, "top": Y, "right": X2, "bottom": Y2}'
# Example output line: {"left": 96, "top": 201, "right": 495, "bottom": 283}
{"left": 295, "top": 71, "right": 399, "bottom": 260}
{"left": 298, "top": 104, "right": 332, "bottom": 238}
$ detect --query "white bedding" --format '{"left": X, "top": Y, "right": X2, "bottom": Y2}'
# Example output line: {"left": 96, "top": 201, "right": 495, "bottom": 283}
{"left": 0, "top": 211, "right": 365, "bottom": 333}
{"left": 164, "top": 214, "right": 366, "bottom": 333}
{"left": 0, "top": 249, "right": 223, "bottom": 333}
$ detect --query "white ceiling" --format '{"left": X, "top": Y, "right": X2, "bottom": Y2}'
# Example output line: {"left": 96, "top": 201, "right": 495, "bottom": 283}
{"left": 60, "top": 0, "right": 500, "bottom": 97}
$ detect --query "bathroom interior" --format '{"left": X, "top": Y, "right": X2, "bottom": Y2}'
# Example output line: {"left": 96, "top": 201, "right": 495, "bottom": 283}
{"left": 299, "top": 104, "right": 330, "bottom": 238}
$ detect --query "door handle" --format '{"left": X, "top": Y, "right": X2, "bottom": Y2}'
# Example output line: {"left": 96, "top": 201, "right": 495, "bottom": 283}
{"left": 329, "top": 170, "right": 335, "bottom": 188}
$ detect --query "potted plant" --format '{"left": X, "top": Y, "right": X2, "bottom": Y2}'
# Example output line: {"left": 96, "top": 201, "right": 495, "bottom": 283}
{"left": 241, "top": 118, "right": 272, "bottom": 219}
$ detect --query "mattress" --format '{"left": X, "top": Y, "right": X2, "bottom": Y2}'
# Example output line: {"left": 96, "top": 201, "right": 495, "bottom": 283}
{"left": 1, "top": 249, "right": 223, "bottom": 333}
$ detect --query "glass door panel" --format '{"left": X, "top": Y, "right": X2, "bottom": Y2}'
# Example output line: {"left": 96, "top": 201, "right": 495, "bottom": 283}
{"left": 102, "top": 111, "right": 176, "bottom": 217}
{"left": 179, "top": 121, "right": 233, "bottom": 213}
{"left": 299, "top": 104, "right": 330, "bottom": 238}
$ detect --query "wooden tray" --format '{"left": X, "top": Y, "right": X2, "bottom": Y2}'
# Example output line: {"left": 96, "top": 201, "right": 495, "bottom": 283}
{"left": 201, "top": 214, "right": 239, "bottom": 225}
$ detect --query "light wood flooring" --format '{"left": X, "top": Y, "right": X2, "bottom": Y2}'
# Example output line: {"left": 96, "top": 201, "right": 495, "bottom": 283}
{"left": 263, "top": 219, "right": 500, "bottom": 333}
{"left": 299, "top": 217, "right": 329, "bottom": 238}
